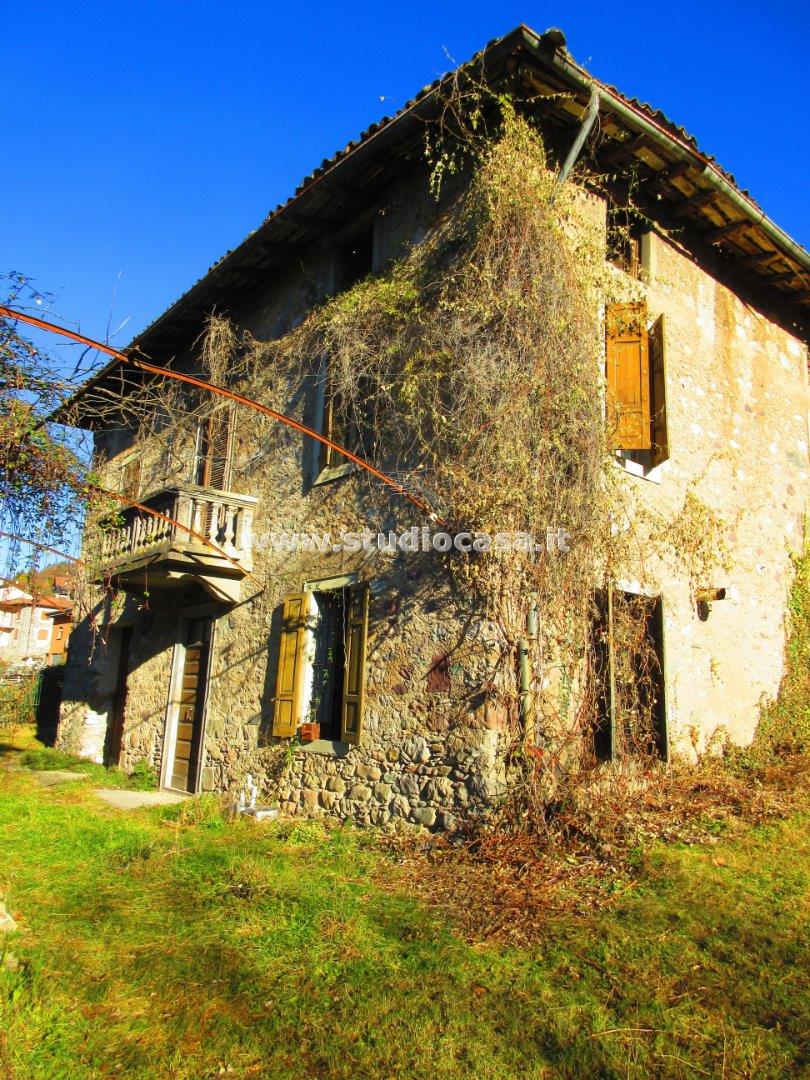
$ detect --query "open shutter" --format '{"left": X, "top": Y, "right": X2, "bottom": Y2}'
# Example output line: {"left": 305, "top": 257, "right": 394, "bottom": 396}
{"left": 340, "top": 583, "right": 369, "bottom": 746}
{"left": 271, "top": 592, "right": 309, "bottom": 737}
{"left": 208, "top": 408, "right": 232, "bottom": 490}
{"left": 316, "top": 358, "right": 351, "bottom": 474}
{"left": 121, "top": 456, "right": 141, "bottom": 500}
{"left": 319, "top": 396, "right": 336, "bottom": 471}
{"left": 649, "top": 315, "right": 668, "bottom": 467}
{"left": 195, "top": 408, "right": 232, "bottom": 489}
{"left": 605, "top": 303, "right": 651, "bottom": 451}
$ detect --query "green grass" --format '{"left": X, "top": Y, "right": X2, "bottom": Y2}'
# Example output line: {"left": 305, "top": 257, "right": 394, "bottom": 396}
{"left": 1, "top": 745, "right": 807, "bottom": 1078}
{"left": 1, "top": 725, "right": 157, "bottom": 790}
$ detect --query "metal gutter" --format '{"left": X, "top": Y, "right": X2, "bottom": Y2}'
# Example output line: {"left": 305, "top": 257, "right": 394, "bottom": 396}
{"left": 520, "top": 27, "right": 810, "bottom": 273}
{"left": 555, "top": 84, "right": 600, "bottom": 188}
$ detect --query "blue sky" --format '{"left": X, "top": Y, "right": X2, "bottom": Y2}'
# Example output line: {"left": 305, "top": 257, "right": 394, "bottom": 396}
{"left": 5, "top": 0, "right": 809, "bottom": 351}
{"left": 2, "top": 1, "right": 808, "bottom": 569}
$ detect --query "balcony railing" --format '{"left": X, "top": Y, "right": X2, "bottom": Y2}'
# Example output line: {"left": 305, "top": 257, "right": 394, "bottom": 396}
{"left": 98, "top": 484, "right": 257, "bottom": 574}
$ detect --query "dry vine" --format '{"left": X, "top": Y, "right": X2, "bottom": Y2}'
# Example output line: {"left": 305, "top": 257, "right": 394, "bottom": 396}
{"left": 67, "top": 88, "right": 744, "bottom": 817}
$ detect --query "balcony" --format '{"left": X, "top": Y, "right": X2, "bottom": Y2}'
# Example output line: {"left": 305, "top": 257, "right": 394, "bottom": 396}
{"left": 97, "top": 485, "right": 258, "bottom": 604}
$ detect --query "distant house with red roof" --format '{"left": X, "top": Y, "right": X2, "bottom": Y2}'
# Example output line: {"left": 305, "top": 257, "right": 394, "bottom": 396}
{"left": 0, "top": 586, "right": 73, "bottom": 666}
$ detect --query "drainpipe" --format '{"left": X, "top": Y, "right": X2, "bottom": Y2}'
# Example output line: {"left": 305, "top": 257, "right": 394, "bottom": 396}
{"left": 555, "top": 85, "right": 600, "bottom": 190}
{"left": 520, "top": 603, "right": 539, "bottom": 746}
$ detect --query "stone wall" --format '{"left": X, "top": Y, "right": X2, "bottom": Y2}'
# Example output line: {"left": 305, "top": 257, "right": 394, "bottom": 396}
{"left": 612, "top": 231, "right": 808, "bottom": 757}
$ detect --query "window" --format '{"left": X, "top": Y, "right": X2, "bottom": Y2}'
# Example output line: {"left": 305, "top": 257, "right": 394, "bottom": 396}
{"left": 271, "top": 583, "right": 369, "bottom": 745}
{"left": 605, "top": 302, "right": 668, "bottom": 470}
{"left": 591, "top": 588, "right": 667, "bottom": 762}
{"left": 38, "top": 628, "right": 49, "bottom": 641}
{"left": 194, "top": 407, "right": 233, "bottom": 490}
{"left": 606, "top": 204, "right": 643, "bottom": 278}
{"left": 336, "top": 224, "right": 374, "bottom": 293}
{"left": 312, "top": 356, "right": 354, "bottom": 482}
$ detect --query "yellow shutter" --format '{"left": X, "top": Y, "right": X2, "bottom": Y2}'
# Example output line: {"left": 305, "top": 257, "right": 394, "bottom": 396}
{"left": 271, "top": 592, "right": 309, "bottom": 737}
{"left": 340, "top": 583, "right": 369, "bottom": 746}
{"left": 605, "top": 302, "right": 651, "bottom": 451}
{"left": 649, "top": 315, "right": 668, "bottom": 467}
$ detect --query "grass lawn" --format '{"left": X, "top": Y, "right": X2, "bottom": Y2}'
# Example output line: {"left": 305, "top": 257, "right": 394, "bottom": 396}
{"left": 0, "top": 729, "right": 808, "bottom": 1079}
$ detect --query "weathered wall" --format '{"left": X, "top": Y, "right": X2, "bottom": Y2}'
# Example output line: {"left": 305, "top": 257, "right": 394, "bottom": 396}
{"left": 59, "top": 595, "right": 176, "bottom": 768}
{"left": 612, "top": 230, "right": 808, "bottom": 756}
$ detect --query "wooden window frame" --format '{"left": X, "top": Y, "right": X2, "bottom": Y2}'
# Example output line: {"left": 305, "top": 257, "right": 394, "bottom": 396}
{"left": 592, "top": 586, "right": 668, "bottom": 763}
{"left": 271, "top": 582, "right": 369, "bottom": 746}
{"left": 311, "top": 355, "right": 355, "bottom": 486}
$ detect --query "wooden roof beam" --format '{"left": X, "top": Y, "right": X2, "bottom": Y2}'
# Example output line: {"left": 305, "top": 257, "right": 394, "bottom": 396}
{"left": 737, "top": 251, "right": 781, "bottom": 268}
{"left": 672, "top": 189, "right": 718, "bottom": 217}
{"left": 648, "top": 158, "right": 693, "bottom": 188}
{"left": 765, "top": 270, "right": 804, "bottom": 284}
{"left": 708, "top": 219, "right": 750, "bottom": 241}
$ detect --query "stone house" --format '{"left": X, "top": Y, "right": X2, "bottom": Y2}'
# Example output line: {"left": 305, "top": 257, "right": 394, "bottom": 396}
{"left": 55, "top": 26, "right": 808, "bottom": 827}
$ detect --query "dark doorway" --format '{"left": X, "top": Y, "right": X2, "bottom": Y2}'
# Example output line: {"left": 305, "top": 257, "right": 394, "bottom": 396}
{"left": 170, "top": 616, "right": 213, "bottom": 792}
{"left": 36, "top": 666, "right": 64, "bottom": 747}
{"left": 308, "top": 591, "right": 346, "bottom": 740}
{"left": 105, "top": 627, "right": 132, "bottom": 766}
{"left": 591, "top": 590, "right": 667, "bottom": 761}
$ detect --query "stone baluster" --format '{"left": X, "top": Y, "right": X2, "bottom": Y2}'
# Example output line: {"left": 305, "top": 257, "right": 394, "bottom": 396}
{"left": 208, "top": 502, "right": 221, "bottom": 546}
{"left": 223, "top": 504, "right": 237, "bottom": 555}
{"left": 241, "top": 507, "right": 254, "bottom": 569}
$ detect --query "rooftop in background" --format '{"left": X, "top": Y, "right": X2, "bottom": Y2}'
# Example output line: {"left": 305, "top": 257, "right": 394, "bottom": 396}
{"left": 0, "top": 587, "right": 73, "bottom": 613}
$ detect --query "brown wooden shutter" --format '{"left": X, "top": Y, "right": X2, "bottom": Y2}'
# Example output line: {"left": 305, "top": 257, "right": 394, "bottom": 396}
{"left": 208, "top": 409, "right": 231, "bottom": 489}
{"left": 271, "top": 593, "right": 309, "bottom": 737}
{"left": 340, "top": 583, "right": 369, "bottom": 746}
{"left": 318, "top": 365, "right": 352, "bottom": 473}
{"left": 605, "top": 302, "right": 651, "bottom": 451}
{"left": 121, "top": 456, "right": 141, "bottom": 500}
{"left": 195, "top": 408, "right": 232, "bottom": 489}
{"left": 319, "top": 396, "right": 336, "bottom": 471}
{"left": 649, "top": 315, "right": 668, "bottom": 467}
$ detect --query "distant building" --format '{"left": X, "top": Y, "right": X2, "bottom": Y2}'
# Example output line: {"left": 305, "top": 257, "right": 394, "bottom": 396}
{"left": 47, "top": 610, "right": 74, "bottom": 666}
{"left": 0, "top": 587, "right": 73, "bottom": 666}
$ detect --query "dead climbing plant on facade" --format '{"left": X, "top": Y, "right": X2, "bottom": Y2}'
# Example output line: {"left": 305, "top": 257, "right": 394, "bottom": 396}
{"left": 75, "top": 92, "right": 737, "bottom": 804}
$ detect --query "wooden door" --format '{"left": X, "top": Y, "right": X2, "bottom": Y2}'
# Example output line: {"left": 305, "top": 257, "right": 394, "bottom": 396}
{"left": 171, "top": 617, "right": 212, "bottom": 792}
{"left": 106, "top": 628, "right": 131, "bottom": 766}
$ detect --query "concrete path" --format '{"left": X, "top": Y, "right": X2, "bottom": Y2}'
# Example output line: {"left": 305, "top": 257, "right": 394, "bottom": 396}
{"left": 32, "top": 770, "right": 87, "bottom": 787}
{"left": 94, "top": 789, "right": 188, "bottom": 810}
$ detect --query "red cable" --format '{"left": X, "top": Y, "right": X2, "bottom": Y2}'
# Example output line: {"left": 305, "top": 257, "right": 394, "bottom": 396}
{"left": 0, "top": 306, "right": 447, "bottom": 525}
